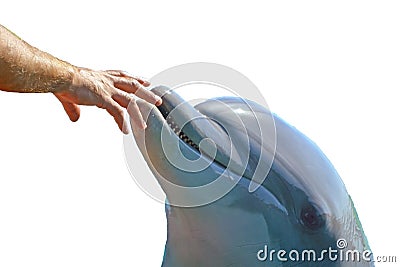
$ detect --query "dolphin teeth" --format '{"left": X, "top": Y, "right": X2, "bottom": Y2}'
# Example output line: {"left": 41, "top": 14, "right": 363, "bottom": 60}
{"left": 166, "top": 118, "right": 198, "bottom": 150}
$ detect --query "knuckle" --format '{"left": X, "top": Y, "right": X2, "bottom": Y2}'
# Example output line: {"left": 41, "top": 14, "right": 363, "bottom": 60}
{"left": 131, "top": 79, "right": 140, "bottom": 88}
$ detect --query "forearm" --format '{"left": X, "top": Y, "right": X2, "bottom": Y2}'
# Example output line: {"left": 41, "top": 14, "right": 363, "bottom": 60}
{"left": 0, "top": 24, "right": 75, "bottom": 93}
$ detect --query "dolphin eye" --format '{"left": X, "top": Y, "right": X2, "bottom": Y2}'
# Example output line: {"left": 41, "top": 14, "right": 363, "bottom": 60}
{"left": 300, "top": 205, "right": 324, "bottom": 230}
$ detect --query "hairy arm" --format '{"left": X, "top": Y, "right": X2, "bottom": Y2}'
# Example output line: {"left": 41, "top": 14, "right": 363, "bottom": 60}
{"left": 0, "top": 24, "right": 74, "bottom": 93}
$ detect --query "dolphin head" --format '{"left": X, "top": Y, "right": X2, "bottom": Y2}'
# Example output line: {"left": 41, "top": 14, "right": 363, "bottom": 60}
{"left": 131, "top": 86, "right": 373, "bottom": 266}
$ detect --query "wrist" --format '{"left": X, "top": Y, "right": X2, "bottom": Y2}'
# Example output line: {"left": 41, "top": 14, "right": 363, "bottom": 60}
{"left": 58, "top": 65, "right": 82, "bottom": 94}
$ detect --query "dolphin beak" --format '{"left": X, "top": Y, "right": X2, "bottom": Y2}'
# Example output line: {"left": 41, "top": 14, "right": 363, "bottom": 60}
{"left": 153, "top": 86, "right": 246, "bottom": 168}
{"left": 133, "top": 86, "right": 249, "bottom": 176}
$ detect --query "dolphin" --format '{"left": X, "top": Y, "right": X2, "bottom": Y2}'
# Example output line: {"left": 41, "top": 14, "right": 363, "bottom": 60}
{"left": 131, "top": 86, "right": 373, "bottom": 266}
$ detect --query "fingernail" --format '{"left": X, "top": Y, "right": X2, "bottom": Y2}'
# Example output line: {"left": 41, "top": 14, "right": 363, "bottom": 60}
{"left": 123, "top": 125, "right": 129, "bottom": 134}
{"left": 155, "top": 96, "right": 162, "bottom": 106}
{"left": 142, "top": 121, "right": 147, "bottom": 129}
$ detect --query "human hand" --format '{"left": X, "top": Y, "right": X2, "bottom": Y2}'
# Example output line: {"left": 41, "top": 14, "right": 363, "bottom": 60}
{"left": 54, "top": 68, "right": 162, "bottom": 134}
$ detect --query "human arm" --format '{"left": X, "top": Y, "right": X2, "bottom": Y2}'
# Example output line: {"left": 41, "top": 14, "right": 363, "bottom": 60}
{"left": 0, "top": 24, "right": 161, "bottom": 132}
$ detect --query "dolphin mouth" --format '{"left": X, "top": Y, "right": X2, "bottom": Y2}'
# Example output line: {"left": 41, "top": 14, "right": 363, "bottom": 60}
{"left": 154, "top": 88, "right": 200, "bottom": 152}
{"left": 163, "top": 112, "right": 199, "bottom": 151}
{"left": 148, "top": 85, "right": 244, "bottom": 172}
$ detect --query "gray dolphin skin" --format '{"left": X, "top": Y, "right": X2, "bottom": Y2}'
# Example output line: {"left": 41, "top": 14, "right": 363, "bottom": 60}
{"left": 131, "top": 86, "right": 373, "bottom": 267}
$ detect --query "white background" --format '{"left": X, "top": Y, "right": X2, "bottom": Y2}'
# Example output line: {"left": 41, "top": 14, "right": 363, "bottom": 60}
{"left": 1, "top": 1, "right": 399, "bottom": 266}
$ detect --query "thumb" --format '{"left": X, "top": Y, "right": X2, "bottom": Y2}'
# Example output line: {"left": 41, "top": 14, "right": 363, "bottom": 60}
{"left": 54, "top": 94, "right": 81, "bottom": 122}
